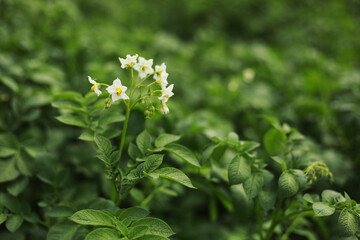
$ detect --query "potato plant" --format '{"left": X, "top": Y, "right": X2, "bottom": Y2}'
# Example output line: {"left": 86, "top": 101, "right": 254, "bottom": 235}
{"left": 1, "top": 0, "right": 360, "bottom": 239}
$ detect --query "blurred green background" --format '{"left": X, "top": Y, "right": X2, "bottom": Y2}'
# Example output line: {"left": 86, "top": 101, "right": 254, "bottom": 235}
{"left": 1, "top": 0, "right": 360, "bottom": 239}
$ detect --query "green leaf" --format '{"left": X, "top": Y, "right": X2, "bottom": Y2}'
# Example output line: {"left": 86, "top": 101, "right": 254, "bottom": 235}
{"left": 136, "top": 130, "right": 152, "bottom": 154}
{"left": 115, "top": 220, "right": 128, "bottom": 236}
{"left": 79, "top": 130, "right": 95, "bottom": 142}
{"left": 137, "top": 235, "right": 169, "bottom": 240}
{"left": 0, "top": 159, "right": 20, "bottom": 183}
{"left": 128, "top": 226, "right": 148, "bottom": 239}
{"left": 321, "top": 190, "right": 345, "bottom": 204}
{"left": 56, "top": 114, "right": 87, "bottom": 128}
{"left": 0, "top": 134, "right": 18, "bottom": 158}
{"left": 303, "top": 193, "right": 319, "bottom": 204}
{"left": 7, "top": 177, "right": 29, "bottom": 196}
{"left": 132, "top": 217, "right": 175, "bottom": 238}
{"left": 312, "top": 202, "right": 335, "bottom": 216}
{"left": 149, "top": 167, "right": 196, "bottom": 189}
{"left": 164, "top": 143, "right": 200, "bottom": 168}
{"left": 54, "top": 91, "right": 84, "bottom": 104}
{"left": 263, "top": 128, "right": 286, "bottom": 155}
{"left": 0, "top": 213, "right": 7, "bottom": 224}
{"left": 0, "top": 76, "right": 19, "bottom": 92}
{"left": 154, "top": 134, "right": 180, "bottom": 148}
{"left": 5, "top": 215, "right": 23, "bottom": 232}
{"left": 200, "top": 143, "right": 219, "bottom": 165}
{"left": 271, "top": 156, "right": 287, "bottom": 171}
{"left": 52, "top": 101, "right": 86, "bottom": 113}
{"left": 127, "top": 164, "right": 145, "bottom": 180}
{"left": 143, "top": 155, "right": 164, "bottom": 173}
{"left": 0, "top": 147, "right": 17, "bottom": 158}
{"left": 128, "top": 143, "right": 141, "bottom": 160}
{"left": 16, "top": 151, "right": 34, "bottom": 176}
{"left": 118, "top": 207, "right": 150, "bottom": 226}
{"left": 0, "top": 193, "right": 21, "bottom": 213}
{"left": 228, "top": 155, "right": 251, "bottom": 185}
{"left": 98, "top": 111, "right": 125, "bottom": 126}
{"left": 227, "top": 132, "right": 240, "bottom": 148}
{"left": 47, "top": 206, "right": 74, "bottom": 218}
{"left": 87, "top": 197, "right": 118, "bottom": 212}
{"left": 278, "top": 171, "right": 299, "bottom": 198}
{"left": 344, "top": 192, "right": 352, "bottom": 206}
{"left": 338, "top": 209, "right": 358, "bottom": 237}
{"left": 47, "top": 221, "right": 81, "bottom": 240}
{"left": 85, "top": 228, "right": 121, "bottom": 240}
{"left": 239, "top": 141, "right": 260, "bottom": 152}
{"left": 243, "top": 173, "right": 264, "bottom": 199}
{"left": 258, "top": 190, "right": 276, "bottom": 211}
{"left": 95, "top": 135, "right": 113, "bottom": 156}
{"left": 69, "top": 209, "right": 115, "bottom": 227}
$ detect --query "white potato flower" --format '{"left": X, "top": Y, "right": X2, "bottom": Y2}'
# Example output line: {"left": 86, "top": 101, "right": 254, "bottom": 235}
{"left": 134, "top": 57, "right": 154, "bottom": 79}
{"left": 106, "top": 78, "right": 129, "bottom": 102}
{"left": 154, "top": 63, "right": 167, "bottom": 81}
{"left": 160, "top": 101, "right": 169, "bottom": 114}
{"left": 119, "top": 54, "right": 138, "bottom": 69}
{"left": 159, "top": 72, "right": 169, "bottom": 89}
{"left": 158, "top": 84, "right": 174, "bottom": 103}
{"left": 88, "top": 76, "right": 102, "bottom": 96}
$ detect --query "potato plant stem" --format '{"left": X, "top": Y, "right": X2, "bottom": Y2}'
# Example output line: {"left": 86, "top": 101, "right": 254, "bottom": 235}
{"left": 265, "top": 197, "right": 283, "bottom": 240}
{"left": 119, "top": 106, "right": 131, "bottom": 163}
{"left": 255, "top": 199, "right": 264, "bottom": 240}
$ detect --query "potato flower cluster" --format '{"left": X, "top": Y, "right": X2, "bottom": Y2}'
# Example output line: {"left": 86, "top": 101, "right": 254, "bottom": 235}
{"left": 88, "top": 54, "right": 174, "bottom": 114}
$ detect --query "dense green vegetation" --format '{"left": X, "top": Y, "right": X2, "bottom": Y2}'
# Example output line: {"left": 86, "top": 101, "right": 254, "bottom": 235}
{"left": 1, "top": 0, "right": 360, "bottom": 239}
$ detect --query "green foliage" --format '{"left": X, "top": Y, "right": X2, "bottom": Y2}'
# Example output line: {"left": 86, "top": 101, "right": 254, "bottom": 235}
{"left": 164, "top": 144, "right": 200, "bottom": 168}
{"left": 154, "top": 134, "right": 181, "bottom": 148}
{"left": 47, "top": 221, "right": 81, "bottom": 240}
{"left": 5, "top": 215, "right": 23, "bottom": 232}
{"left": 278, "top": 171, "right": 299, "bottom": 198}
{"left": 243, "top": 173, "right": 264, "bottom": 199}
{"left": 137, "top": 130, "right": 152, "bottom": 155}
{"left": 1, "top": 0, "right": 360, "bottom": 239}
{"left": 143, "top": 154, "right": 164, "bottom": 173}
{"left": 85, "top": 228, "right": 120, "bottom": 240}
{"left": 338, "top": 209, "right": 358, "bottom": 237}
{"left": 147, "top": 167, "right": 196, "bottom": 189}
{"left": 70, "top": 209, "right": 116, "bottom": 227}
{"left": 228, "top": 155, "right": 251, "bottom": 185}
{"left": 69, "top": 208, "right": 173, "bottom": 240}
{"left": 312, "top": 202, "right": 335, "bottom": 217}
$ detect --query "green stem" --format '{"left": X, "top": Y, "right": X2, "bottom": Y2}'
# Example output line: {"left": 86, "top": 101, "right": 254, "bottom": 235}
{"left": 255, "top": 199, "right": 265, "bottom": 240}
{"left": 265, "top": 197, "right": 283, "bottom": 240}
{"left": 112, "top": 105, "right": 130, "bottom": 204}
{"left": 140, "top": 184, "right": 168, "bottom": 207}
{"left": 279, "top": 211, "right": 313, "bottom": 240}
{"left": 131, "top": 68, "right": 134, "bottom": 90}
{"left": 130, "top": 95, "right": 159, "bottom": 109}
{"left": 119, "top": 106, "right": 131, "bottom": 161}
{"left": 136, "top": 73, "right": 154, "bottom": 87}
{"left": 282, "top": 208, "right": 312, "bottom": 221}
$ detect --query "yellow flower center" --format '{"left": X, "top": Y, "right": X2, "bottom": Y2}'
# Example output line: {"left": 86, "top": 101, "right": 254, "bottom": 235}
{"left": 164, "top": 94, "right": 169, "bottom": 98}
{"left": 140, "top": 65, "right": 147, "bottom": 71}
{"left": 91, "top": 85, "right": 95, "bottom": 91}
{"left": 116, "top": 87, "right": 122, "bottom": 95}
